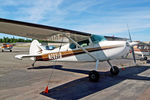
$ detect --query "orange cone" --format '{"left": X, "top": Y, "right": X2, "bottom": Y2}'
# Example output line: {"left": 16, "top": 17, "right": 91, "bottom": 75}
{"left": 43, "top": 86, "right": 49, "bottom": 93}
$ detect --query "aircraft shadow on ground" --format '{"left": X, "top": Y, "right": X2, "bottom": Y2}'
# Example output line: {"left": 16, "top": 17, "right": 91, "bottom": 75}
{"left": 27, "top": 65, "right": 63, "bottom": 70}
{"left": 36, "top": 65, "right": 150, "bottom": 100}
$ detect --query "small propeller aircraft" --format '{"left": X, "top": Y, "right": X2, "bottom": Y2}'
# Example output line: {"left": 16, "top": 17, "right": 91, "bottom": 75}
{"left": 0, "top": 18, "right": 137, "bottom": 82}
{"left": 1, "top": 43, "right": 13, "bottom": 52}
{"left": 133, "top": 42, "right": 150, "bottom": 61}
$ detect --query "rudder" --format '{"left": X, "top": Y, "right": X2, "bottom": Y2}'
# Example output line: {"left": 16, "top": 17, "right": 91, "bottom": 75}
{"left": 29, "top": 40, "right": 43, "bottom": 55}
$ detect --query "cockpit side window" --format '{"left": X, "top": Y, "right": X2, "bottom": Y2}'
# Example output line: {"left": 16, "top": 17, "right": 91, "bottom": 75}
{"left": 78, "top": 39, "right": 89, "bottom": 47}
{"left": 69, "top": 39, "right": 90, "bottom": 49}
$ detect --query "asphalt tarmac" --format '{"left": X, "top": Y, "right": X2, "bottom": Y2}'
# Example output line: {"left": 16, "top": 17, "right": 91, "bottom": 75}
{"left": 0, "top": 47, "right": 150, "bottom": 100}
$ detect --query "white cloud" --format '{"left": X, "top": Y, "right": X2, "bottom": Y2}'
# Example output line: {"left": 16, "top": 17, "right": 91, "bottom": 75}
{"left": 18, "top": 0, "right": 63, "bottom": 22}
{"left": 64, "top": 0, "right": 103, "bottom": 12}
{"left": 0, "top": 0, "right": 64, "bottom": 22}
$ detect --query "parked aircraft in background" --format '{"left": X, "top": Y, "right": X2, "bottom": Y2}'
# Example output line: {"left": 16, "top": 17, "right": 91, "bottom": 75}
{"left": 1, "top": 43, "right": 13, "bottom": 52}
{"left": 0, "top": 18, "right": 137, "bottom": 82}
{"left": 133, "top": 42, "right": 150, "bottom": 61}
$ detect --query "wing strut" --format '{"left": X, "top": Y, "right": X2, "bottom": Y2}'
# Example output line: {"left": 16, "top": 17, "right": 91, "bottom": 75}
{"left": 63, "top": 33, "right": 97, "bottom": 61}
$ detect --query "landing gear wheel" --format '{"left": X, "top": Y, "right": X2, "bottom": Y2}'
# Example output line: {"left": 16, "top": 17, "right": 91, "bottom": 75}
{"left": 89, "top": 70, "right": 99, "bottom": 82}
{"left": 110, "top": 66, "right": 119, "bottom": 76}
{"left": 10, "top": 50, "right": 12, "bottom": 52}
{"left": 2, "top": 50, "right": 4, "bottom": 52}
{"left": 144, "top": 56, "right": 147, "bottom": 60}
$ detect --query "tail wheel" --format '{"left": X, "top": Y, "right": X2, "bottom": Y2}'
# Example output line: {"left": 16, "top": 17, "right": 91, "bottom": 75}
{"left": 110, "top": 66, "right": 119, "bottom": 75}
{"left": 10, "top": 50, "right": 12, "bottom": 52}
{"left": 89, "top": 70, "right": 99, "bottom": 82}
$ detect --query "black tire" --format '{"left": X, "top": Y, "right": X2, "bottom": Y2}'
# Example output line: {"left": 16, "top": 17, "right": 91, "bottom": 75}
{"left": 2, "top": 50, "right": 4, "bottom": 52}
{"left": 144, "top": 56, "right": 147, "bottom": 60}
{"left": 10, "top": 50, "right": 12, "bottom": 52}
{"left": 110, "top": 66, "right": 119, "bottom": 75}
{"left": 89, "top": 70, "right": 99, "bottom": 82}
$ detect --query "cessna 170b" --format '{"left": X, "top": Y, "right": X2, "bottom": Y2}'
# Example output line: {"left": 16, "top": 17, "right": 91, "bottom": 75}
{"left": 0, "top": 18, "right": 137, "bottom": 82}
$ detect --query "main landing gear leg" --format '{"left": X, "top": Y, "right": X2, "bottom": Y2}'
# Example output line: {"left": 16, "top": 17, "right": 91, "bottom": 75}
{"left": 32, "top": 61, "right": 36, "bottom": 67}
{"left": 89, "top": 60, "right": 99, "bottom": 82}
{"left": 107, "top": 60, "right": 119, "bottom": 76}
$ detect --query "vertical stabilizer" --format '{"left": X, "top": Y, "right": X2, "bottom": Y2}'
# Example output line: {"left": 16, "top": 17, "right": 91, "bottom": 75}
{"left": 29, "top": 40, "right": 43, "bottom": 55}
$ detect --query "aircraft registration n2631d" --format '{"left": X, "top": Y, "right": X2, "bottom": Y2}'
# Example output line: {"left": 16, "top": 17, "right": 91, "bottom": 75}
{"left": 0, "top": 18, "right": 137, "bottom": 82}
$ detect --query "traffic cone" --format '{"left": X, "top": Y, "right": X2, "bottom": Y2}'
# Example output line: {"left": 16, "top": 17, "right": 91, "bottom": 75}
{"left": 43, "top": 86, "right": 49, "bottom": 93}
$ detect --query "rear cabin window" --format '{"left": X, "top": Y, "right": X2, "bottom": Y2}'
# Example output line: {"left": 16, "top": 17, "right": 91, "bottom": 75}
{"left": 45, "top": 46, "right": 55, "bottom": 50}
{"left": 69, "top": 43, "right": 76, "bottom": 49}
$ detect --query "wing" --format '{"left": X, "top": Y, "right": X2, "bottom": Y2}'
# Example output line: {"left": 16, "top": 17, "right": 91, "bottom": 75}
{"left": 0, "top": 18, "right": 91, "bottom": 42}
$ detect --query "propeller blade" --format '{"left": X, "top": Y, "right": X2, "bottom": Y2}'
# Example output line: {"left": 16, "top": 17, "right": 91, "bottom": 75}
{"left": 128, "top": 29, "right": 132, "bottom": 42}
{"left": 127, "top": 24, "right": 132, "bottom": 42}
{"left": 127, "top": 25, "right": 137, "bottom": 64}
{"left": 131, "top": 47, "right": 136, "bottom": 64}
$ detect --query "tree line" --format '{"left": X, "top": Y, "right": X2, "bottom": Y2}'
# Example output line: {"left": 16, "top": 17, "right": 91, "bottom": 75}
{"left": 0, "top": 37, "right": 32, "bottom": 43}
{"left": 0, "top": 37, "right": 61, "bottom": 43}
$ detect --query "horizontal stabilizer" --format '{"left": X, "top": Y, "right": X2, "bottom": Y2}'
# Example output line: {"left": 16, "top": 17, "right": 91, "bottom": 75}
{"left": 15, "top": 54, "right": 40, "bottom": 60}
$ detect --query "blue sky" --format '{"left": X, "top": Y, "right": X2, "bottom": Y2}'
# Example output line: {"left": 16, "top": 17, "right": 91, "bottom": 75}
{"left": 0, "top": 0, "right": 150, "bottom": 41}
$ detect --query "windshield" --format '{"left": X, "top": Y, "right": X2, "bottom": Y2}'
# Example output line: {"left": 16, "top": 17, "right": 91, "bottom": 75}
{"left": 91, "top": 35, "right": 106, "bottom": 43}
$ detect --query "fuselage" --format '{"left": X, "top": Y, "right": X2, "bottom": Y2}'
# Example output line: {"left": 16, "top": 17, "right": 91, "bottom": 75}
{"left": 134, "top": 45, "right": 150, "bottom": 56}
{"left": 34, "top": 40, "right": 130, "bottom": 62}
{"left": 1, "top": 43, "right": 13, "bottom": 50}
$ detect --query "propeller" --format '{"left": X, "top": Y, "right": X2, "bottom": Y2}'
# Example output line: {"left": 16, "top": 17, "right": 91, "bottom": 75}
{"left": 127, "top": 24, "right": 137, "bottom": 64}
{"left": 131, "top": 45, "right": 136, "bottom": 64}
